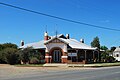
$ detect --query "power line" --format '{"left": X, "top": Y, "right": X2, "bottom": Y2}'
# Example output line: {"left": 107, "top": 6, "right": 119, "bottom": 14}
{"left": 0, "top": 2, "right": 120, "bottom": 32}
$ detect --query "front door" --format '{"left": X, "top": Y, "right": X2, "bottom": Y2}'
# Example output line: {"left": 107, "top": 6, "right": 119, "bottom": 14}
{"left": 53, "top": 50, "right": 61, "bottom": 63}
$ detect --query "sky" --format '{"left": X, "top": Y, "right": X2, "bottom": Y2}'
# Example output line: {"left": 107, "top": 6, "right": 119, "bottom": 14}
{"left": 0, "top": 0, "right": 120, "bottom": 48}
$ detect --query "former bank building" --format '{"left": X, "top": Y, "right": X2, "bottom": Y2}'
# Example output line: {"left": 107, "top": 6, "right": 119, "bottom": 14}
{"left": 20, "top": 32, "right": 100, "bottom": 64}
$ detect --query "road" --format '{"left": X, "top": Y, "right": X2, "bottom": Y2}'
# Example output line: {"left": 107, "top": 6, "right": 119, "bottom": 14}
{"left": 1, "top": 66, "right": 120, "bottom": 80}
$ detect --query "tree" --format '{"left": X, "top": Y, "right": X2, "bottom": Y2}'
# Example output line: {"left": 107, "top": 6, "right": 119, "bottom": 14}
{"left": 0, "top": 48, "right": 19, "bottom": 64}
{"left": 30, "top": 57, "right": 39, "bottom": 64}
{"left": 19, "top": 47, "right": 32, "bottom": 64}
{"left": 100, "top": 46, "right": 108, "bottom": 62}
{"left": 100, "top": 45, "right": 115, "bottom": 62}
{"left": 91, "top": 36, "right": 100, "bottom": 49}
{"left": 110, "top": 46, "right": 116, "bottom": 52}
{"left": 101, "top": 50, "right": 109, "bottom": 62}
{"left": 2, "top": 43, "right": 18, "bottom": 49}
{"left": 16, "top": 47, "right": 42, "bottom": 64}
{"left": 0, "top": 44, "right": 4, "bottom": 51}
{"left": 100, "top": 46, "right": 108, "bottom": 51}
{"left": 106, "top": 56, "right": 115, "bottom": 62}
{"left": 0, "top": 43, "right": 19, "bottom": 64}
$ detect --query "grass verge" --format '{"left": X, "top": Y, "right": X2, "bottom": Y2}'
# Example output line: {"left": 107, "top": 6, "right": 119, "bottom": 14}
{"left": 84, "top": 62, "right": 120, "bottom": 67}
{"left": 15, "top": 64, "right": 43, "bottom": 67}
{"left": 15, "top": 62, "right": 120, "bottom": 67}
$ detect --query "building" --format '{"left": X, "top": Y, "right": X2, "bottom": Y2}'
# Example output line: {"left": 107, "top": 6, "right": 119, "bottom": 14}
{"left": 20, "top": 32, "right": 100, "bottom": 64}
{"left": 113, "top": 47, "right": 120, "bottom": 61}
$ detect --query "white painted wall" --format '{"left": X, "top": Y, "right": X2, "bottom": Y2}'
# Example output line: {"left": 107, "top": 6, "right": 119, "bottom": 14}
{"left": 113, "top": 52, "right": 120, "bottom": 61}
{"left": 45, "top": 43, "right": 67, "bottom": 52}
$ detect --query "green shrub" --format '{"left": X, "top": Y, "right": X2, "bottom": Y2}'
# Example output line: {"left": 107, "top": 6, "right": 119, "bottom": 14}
{"left": 30, "top": 57, "right": 39, "bottom": 64}
{"left": 106, "top": 56, "right": 115, "bottom": 62}
{"left": 0, "top": 48, "right": 19, "bottom": 64}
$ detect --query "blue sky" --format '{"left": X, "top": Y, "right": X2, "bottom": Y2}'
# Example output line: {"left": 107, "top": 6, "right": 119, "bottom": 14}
{"left": 0, "top": 0, "right": 120, "bottom": 48}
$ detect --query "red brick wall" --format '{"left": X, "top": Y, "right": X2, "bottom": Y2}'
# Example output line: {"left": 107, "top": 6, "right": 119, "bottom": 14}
{"left": 44, "top": 36, "right": 48, "bottom": 40}
{"left": 61, "top": 52, "right": 68, "bottom": 63}
{"left": 45, "top": 47, "right": 68, "bottom": 63}
{"left": 45, "top": 52, "right": 49, "bottom": 63}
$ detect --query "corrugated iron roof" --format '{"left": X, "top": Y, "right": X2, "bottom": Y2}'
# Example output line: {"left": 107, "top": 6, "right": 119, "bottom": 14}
{"left": 60, "top": 38, "right": 96, "bottom": 50}
{"left": 20, "top": 35, "right": 96, "bottom": 50}
{"left": 19, "top": 40, "right": 45, "bottom": 49}
{"left": 114, "top": 47, "right": 120, "bottom": 52}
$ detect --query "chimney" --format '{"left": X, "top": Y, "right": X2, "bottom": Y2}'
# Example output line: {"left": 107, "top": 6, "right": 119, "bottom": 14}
{"left": 44, "top": 32, "right": 48, "bottom": 40}
{"left": 66, "top": 34, "right": 69, "bottom": 39}
{"left": 80, "top": 39, "right": 84, "bottom": 43}
{"left": 21, "top": 40, "right": 24, "bottom": 46}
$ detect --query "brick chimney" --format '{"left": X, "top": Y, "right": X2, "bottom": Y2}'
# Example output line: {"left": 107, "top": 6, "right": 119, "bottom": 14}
{"left": 66, "top": 34, "right": 70, "bottom": 39}
{"left": 20, "top": 40, "right": 24, "bottom": 46}
{"left": 44, "top": 32, "right": 48, "bottom": 41}
{"left": 80, "top": 39, "right": 84, "bottom": 43}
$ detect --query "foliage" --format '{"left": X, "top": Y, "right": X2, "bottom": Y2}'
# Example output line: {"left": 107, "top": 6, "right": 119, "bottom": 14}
{"left": 0, "top": 48, "right": 19, "bottom": 64}
{"left": 17, "top": 47, "right": 32, "bottom": 64}
{"left": 101, "top": 51, "right": 108, "bottom": 61}
{"left": 0, "top": 44, "right": 4, "bottom": 51}
{"left": 100, "top": 46, "right": 108, "bottom": 51}
{"left": 0, "top": 43, "right": 18, "bottom": 64}
{"left": 2, "top": 43, "right": 18, "bottom": 49}
{"left": 91, "top": 36, "right": 100, "bottom": 49}
{"left": 101, "top": 48, "right": 115, "bottom": 63}
{"left": 30, "top": 57, "right": 39, "bottom": 64}
{"left": 106, "top": 56, "right": 115, "bottom": 62}
{"left": 16, "top": 47, "right": 42, "bottom": 64}
{"left": 0, "top": 43, "right": 43, "bottom": 65}
{"left": 110, "top": 46, "right": 116, "bottom": 52}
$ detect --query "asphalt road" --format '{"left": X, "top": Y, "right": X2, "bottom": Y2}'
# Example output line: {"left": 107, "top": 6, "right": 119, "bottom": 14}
{"left": 2, "top": 66, "right": 120, "bottom": 80}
